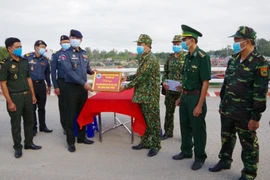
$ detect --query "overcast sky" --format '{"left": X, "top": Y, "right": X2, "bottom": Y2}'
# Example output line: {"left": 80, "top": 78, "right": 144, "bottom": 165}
{"left": 0, "top": 0, "right": 269, "bottom": 54}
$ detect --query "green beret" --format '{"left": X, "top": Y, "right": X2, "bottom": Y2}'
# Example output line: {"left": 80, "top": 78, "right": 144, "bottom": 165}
{"left": 229, "top": 26, "right": 257, "bottom": 40}
{"left": 134, "top": 34, "right": 152, "bottom": 45}
{"left": 181, "top": 24, "right": 203, "bottom": 39}
{"left": 172, "top": 35, "right": 182, "bottom": 42}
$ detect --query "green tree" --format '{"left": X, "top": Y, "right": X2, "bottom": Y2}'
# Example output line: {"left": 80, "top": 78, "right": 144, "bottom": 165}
{"left": 85, "top": 47, "right": 93, "bottom": 59}
{"left": 0, "top": 46, "right": 8, "bottom": 60}
{"left": 256, "top": 38, "right": 270, "bottom": 56}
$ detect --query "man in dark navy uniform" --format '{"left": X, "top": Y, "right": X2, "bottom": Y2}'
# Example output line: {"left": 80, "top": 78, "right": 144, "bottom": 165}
{"left": 61, "top": 29, "right": 94, "bottom": 152}
{"left": 51, "top": 35, "right": 70, "bottom": 134}
{"left": 24, "top": 40, "right": 52, "bottom": 136}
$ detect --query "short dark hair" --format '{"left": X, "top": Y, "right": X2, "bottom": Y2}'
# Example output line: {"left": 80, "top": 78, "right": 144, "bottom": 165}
{"left": 250, "top": 39, "right": 256, "bottom": 46}
{"left": 192, "top": 37, "right": 198, "bottom": 44}
{"left": 5, "top": 37, "right": 21, "bottom": 49}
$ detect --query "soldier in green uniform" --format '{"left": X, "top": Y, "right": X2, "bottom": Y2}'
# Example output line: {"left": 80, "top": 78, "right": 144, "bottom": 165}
{"left": 172, "top": 25, "right": 211, "bottom": 170}
{"left": 120, "top": 34, "right": 161, "bottom": 157}
{"left": 209, "top": 26, "right": 269, "bottom": 180}
{"left": 0, "top": 37, "right": 42, "bottom": 158}
{"left": 161, "top": 35, "right": 186, "bottom": 140}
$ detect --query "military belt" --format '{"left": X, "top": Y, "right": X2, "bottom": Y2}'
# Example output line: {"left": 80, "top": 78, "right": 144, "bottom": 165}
{"left": 32, "top": 80, "right": 44, "bottom": 84}
{"left": 10, "top": 91, "right": 29, "bottom": 95}
{"left": 182, "top": 90, "right": 200, "bottom": 95}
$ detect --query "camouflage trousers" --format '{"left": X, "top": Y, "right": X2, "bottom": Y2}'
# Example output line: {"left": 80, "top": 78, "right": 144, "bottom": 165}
{"left": 219, "top": 114, "right": 259, "bottom": 179}
{"left": 140, "top": 103, "right": 161, "bottom": 150}
{"left": 163, "top": 92, "right": 180, "bottom": 136}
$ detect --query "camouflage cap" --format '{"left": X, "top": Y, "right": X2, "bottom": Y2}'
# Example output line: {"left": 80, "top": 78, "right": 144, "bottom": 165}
{"left": 134, "top": 34, "right": 152, "bottom": 45}
{"left": 229, "top": 26, "right": 257, "bottom": 40}
{"left": 181, "top": 24, "right": 203, "bottom": 39}
{"left": 172, "top": 35, "right": 182, "bottom": 43}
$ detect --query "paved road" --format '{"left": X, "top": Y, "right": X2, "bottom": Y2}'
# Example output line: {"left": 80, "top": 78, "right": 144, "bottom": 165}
{"left": 0, "top": 94, "right": 269, "bottom": 180}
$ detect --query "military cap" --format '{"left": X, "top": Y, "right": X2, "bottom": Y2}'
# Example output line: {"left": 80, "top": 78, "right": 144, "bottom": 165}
{"left": 60, "top": 35, "right": 69, "bottom": 41}
{"left": 172, "top": 35, "right": 182, "bottom": 42}
{"left": 70, "top": 29, "right": 83, "bottom": 39}
{"left": 34, "top": 40, "right": 47, "bottom": 47}
{"left": 229, "top": 26, "right": 257, "bottom": 40}
{"left": 181, "top": 25, "right": 203, "bottom": 39}
{"left": 134, "top": 34, "right": 152, "bottom": 45}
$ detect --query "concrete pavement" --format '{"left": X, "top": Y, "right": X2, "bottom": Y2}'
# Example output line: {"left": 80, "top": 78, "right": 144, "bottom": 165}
{"left": 0, "top": 93, "right": 270, "bottom": 180}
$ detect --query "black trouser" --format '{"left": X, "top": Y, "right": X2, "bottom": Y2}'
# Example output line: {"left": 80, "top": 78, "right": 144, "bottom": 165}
{"left": 8, "top": 92, "right": 34, "bottom": 150}
{"left": 57, "top": 78, "right": 67, "bottom": 130}
{"left": 32, "top": 80, "right": 47, "bottom": 131}
{"left": 65, "top": 83, "right": 87, "bottom": 144}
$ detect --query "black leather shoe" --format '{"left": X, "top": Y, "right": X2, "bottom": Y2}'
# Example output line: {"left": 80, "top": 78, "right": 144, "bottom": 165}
{"left": 147, "top": 149, "right": 159, "bottom": 157}
{"left": 32, "top": 130, "right": 37, "bottom": 137}
{"left": 191, "top": 160, "right": 204, "bottom": 170}
{"left": 132, "top": 143, "right": 149, "bottom": 150}
{"left": 68, "top": 144, "right": 76, "bottom": 152}
{"left": 14, "top": 150, "right": 22, "bottom": 158}
{"left": 24, "top": 144, "right": 42, "bottom": 150}
{"left": 238, "top": 175, "right": 254, "bottom": 180}
{"left": 161, "top": 134, "right": 173, "bottom": 140}
{"left": 40, "top": 127, "right": 53, "bottom": 133}
{"left": 209, "top": 161, "right": 231, "bottom": 172}
{"left": 77, "top": 138, "right": 94, "bottom": 144}
{"left": 172, "top": 153, "right": 192, "bottom": 160}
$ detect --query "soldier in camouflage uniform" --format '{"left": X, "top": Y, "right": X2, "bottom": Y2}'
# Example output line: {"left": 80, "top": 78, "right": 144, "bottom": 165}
{"left": 161, "top": 35, "right": 186, "bottom": 140}
{"left": 209, "top": 26, "right": 269, "bottom": 180}
{"left": 120, "top": 34, "right": 161, "bottom": 157}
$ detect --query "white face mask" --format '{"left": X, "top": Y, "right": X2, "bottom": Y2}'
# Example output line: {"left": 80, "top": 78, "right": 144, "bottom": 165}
{"left": 70, "top": 39, "right": 81, "bottom": 48}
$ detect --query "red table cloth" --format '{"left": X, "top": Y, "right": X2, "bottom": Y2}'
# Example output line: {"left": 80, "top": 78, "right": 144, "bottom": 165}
{"left": 77, "top": 89, "right": 146, "bottom": 136}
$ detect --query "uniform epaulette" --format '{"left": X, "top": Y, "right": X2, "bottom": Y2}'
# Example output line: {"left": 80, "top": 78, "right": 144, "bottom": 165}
{"left": 198, "top": 50, "right": 205, "bottom": 58}
{"left": 0, "top": 58, "right": 7, "bottom": 64}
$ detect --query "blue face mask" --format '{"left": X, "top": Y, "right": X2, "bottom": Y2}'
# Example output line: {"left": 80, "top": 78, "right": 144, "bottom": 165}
{"left": 181, "top": 39, "right": 191, "bottom": 51}
{"left": 38, "top": 48, "right": 46, "bottom": 55}
{"left": 13, "top": 48, "right": 22, "bottom": 57}
{"left": 70, "top": 39, "right": 81, "bottom": 48}
{"left": 172, "top": 45, "right": 182, "bottom": 53}
{"left": 137, "top": 46, "right": 144, "bottom": 55}
{"left": 232, "top": 41, "right": 246, "bottom": 53}
{"left": 181, "top": 42, "right": 188, "bottom": 50}
{"left": 61, "top": 43, "right": 71, "bottom": 50}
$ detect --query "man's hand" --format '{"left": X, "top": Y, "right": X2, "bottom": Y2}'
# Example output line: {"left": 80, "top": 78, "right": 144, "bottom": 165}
{"left": 176, "top": 84, "right": 182, "bottom": 92}
{"left": 84, "top": 83, "right": 93, "bottom": 92}
{"left": 32, "top": 95, "right": 37, "bottom": 104}
{"left": 54, "top": 88, "right": 60, "bottom": 96}
{"left": 162, "top": 82, "right": 169, "bottom": 91}
{"left": 121, "top": 76, "right": 127, "bottom": 83}
{"left": 248, "top": 120, "right": 260, "bottom": 131}
{"left": 47, "top": 87, "right": 51, "bottom": 95}
{"left": 175, "top": 97, "right": 181, "bottom": 106}
{"left": 8, "top": 101, "right": 17, "bottom": 112}
{"left": 193, "top": 105, "right": 202, "bottom": 117}
{"left": 119, "top": 86, "right": 125, "bottom": 92}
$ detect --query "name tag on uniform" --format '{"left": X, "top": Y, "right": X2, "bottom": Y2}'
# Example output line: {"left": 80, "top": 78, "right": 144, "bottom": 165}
{"left": 71, "top": 54, "right": 79, "bottom": 60}
{"left": 29, "top": 59, "right": 36, "bottom": 64}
